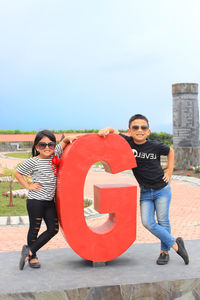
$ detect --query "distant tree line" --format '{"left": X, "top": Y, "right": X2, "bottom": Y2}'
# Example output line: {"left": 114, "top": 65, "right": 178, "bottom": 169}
{"left": 0, "top": 129, "right": 99, "bottom": 134}
{"left": 148, "top": 132, "right": 173, "bottom": 146}
{"left": 0, "top": 129, "right": 37, "bottom": 134}
{"left": 0, "top": 129, "right": 173, "bottom": 146}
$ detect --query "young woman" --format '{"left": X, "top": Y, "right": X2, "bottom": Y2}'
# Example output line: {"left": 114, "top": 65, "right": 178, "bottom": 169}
{"left": 15, "top": 130, "right": 77, "bottom": 270}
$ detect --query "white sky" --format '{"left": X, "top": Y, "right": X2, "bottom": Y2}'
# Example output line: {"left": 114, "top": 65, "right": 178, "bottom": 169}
{"left": 0, "top": 0, "right": 200, "bottom": 132}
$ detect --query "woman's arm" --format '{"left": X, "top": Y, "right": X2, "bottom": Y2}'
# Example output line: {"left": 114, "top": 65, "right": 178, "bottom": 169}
{"left": 14, "top": 170, "right": 41, "bottom": 191}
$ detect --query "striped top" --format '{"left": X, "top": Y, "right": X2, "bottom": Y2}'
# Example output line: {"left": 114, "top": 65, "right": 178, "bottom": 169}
{"left": 17, "top": 144, "right": 62, "bottom": 201}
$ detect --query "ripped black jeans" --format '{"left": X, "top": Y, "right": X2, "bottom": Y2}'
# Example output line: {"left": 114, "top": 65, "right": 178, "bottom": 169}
{"left": 26, "top": 199, "right": 59, "bottom": 257}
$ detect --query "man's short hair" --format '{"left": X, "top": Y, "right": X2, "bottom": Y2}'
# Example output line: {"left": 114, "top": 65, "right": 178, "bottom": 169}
{"left": 128, "top": 114, "right": 149, "bottom": 128}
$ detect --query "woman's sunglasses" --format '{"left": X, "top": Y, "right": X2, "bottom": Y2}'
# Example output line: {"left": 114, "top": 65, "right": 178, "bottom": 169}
{"left": 37, "top": 142, "right": 56, "bottom": 150}
{"left": 131, "top": 125, "right": 149, "bottom": 131}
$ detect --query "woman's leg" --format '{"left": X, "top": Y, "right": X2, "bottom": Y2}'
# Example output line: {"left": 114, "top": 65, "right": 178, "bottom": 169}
{"left": 29, "top": 200, "right": 59, "bottom": 254}
{"left": 27, "top": 199, "right": 44, "bottom": 257}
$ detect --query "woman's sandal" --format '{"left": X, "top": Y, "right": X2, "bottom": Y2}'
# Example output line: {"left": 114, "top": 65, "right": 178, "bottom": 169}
{"left": 28, "top": 255, "right": 41, "bottom": 269}
{"left": 19, "top": 245, "right": 30, "bottom": 270}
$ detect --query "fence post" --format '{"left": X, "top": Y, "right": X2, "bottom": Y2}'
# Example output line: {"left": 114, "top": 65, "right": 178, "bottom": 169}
{"left": 8, "top": 174, "right": 14, "bottom": 207}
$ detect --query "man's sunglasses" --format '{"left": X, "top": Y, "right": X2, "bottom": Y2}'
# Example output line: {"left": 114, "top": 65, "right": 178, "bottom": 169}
{"left": 37, "top": 142, "right": 56, "bottom": 150}
{"left": 131, "top": 125, "right": 149, "bottom": 131}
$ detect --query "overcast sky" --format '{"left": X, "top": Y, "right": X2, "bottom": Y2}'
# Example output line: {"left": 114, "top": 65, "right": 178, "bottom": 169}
{"left": 0, "top": 0, "right": 200, "bottom": 133}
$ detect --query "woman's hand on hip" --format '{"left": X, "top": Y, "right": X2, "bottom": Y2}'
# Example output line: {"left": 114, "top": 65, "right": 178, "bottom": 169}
{"left": 28, "top": 182, "right": 42, "bottom": 191}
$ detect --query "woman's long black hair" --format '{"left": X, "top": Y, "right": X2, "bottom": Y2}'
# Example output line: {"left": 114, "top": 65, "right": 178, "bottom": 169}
{"left": 32, "top": 130, "right": 56, "bottom": 157}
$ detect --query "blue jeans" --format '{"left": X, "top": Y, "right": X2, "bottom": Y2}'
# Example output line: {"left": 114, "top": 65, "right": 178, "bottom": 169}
{"left": 140, "top": 184, "right": 176, "bottom": 251}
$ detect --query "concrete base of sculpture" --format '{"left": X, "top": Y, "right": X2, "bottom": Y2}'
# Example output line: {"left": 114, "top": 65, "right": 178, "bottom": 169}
{"left": 0, "top": 240, "right": 199, "bottom": 299}
{"left": 174, "top": 147, "right": 199, "bottom": 169}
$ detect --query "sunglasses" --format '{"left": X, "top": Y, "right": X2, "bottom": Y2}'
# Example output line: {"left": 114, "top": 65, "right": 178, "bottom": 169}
{"left": 37, "top": 142, "right": 56, "bottom": 150}
{"left": 131, "top": 125, "right": 149, "bottom": 131}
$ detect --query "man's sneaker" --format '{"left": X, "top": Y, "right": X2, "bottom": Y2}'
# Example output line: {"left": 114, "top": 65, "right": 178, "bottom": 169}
{"left": 156, "top": 252, "right": 169, "bottom": 265}
{"left": 176, "top": 237, "right": 189, "bottom": 265}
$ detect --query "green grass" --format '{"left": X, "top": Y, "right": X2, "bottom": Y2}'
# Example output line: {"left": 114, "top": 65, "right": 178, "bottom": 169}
{"left": 94, "top": 161, "right": 103, "bottom": 166}
{"left": 0, "top": 181, "right": 92, "bottom": 216}
{"left": 0, "top": 182, "right": 27, "bottom": 216}
{"left": 4, "top": 152, "right": 31, "bottom": 159}
{"left": 0, "top": 167, "right": 16, "bottom": 178}
{"left": 0, "top": 197, "right": 27, "bottom": 216}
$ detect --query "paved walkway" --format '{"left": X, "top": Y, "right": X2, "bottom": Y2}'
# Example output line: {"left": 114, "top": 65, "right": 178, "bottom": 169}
{"left": 0, "top": 153, "right": 23, "bottom": 173}
{"left": 0, "top": 166, "right": 200, "bottom": 253}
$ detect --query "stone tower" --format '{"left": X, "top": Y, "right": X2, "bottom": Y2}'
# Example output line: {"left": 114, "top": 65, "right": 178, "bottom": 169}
{"left": 172, "top": 83, "right": 199, "bottom": 169}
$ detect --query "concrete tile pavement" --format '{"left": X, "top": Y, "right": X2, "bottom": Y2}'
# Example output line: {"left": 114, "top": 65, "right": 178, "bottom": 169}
{"left": 0, "top": 155, "right": 23, "bottom": 173}
{"left": 0, "top": 168, "right": 199, "bottom": 253}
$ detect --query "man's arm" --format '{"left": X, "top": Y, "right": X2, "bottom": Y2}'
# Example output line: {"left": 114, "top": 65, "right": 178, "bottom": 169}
{"left": 98, "top": 127, "right": 119, "bottom": 137}
{"left": 162, "top": 148, "right": 174, "bottom": 183}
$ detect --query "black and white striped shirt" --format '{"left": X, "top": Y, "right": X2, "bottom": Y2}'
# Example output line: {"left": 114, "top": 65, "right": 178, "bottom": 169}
{"left": 17, "top": 144, "right": 62, "bottom": 201}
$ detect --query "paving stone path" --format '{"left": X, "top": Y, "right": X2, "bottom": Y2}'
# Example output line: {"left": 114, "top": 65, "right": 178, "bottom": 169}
{"left": 1, "top": 170, "right": 200, "bottom": 226}
{"left": 0, "top": 166, "right": 199, "bottom": 253}
{"left": 0, "top": 154, "right": 200, "bottom": 252}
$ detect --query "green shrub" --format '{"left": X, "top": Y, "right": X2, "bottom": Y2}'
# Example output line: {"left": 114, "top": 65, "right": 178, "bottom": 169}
{"left": 149, "top": 132, "right": 173, "bottom": 146}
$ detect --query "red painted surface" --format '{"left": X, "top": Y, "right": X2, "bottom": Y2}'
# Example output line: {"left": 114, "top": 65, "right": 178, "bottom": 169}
{"left": 56, "top": 133, "right": 137, "bottom": 262}
{"left": 0, "top": 133, "right": 84, "bottom": 143}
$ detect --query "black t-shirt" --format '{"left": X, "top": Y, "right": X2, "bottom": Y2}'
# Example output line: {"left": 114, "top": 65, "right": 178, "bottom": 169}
{"left": 119, "top": 133, "right": 170, "bottom": 189}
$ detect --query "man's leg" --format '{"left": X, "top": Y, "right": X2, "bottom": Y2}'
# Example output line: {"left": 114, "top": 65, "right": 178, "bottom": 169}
{"left": 155, "top": 184, "right": 172, "bottom": 252}
{"left": 140, "top": 187, "right": 175, "bottom": 265}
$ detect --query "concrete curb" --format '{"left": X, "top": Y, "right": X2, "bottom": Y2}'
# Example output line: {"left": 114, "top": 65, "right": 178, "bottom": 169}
{"left": 0, "top": 176, "right": 18, "bottom": 182}
{"left": 172, "top": 174, "right": 200, "bottom": 186}
{"left": 0, "top": 206, "right": 99, "bottom": 226}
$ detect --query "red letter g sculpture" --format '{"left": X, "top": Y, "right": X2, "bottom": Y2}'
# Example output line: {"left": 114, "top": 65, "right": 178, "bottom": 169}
{"left": 56, "top": 134, "right": 137, "bottom": 263}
